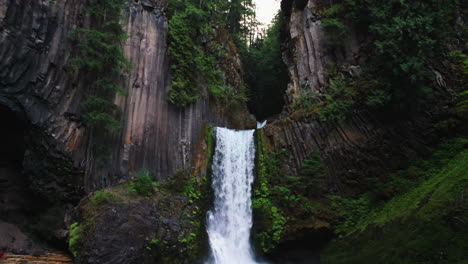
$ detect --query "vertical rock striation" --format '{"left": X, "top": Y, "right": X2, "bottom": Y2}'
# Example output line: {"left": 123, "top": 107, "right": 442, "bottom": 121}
{"left": 88, "top": 0, "right": 254, "bottom": 190}
{"left": 0, "top": 0, "right": 254, "bottom": 194}
{"left": 281, "top": 0, "right": 361, "bottom": 104}
{"left": 264, "top": 0, "right": 448, "bottom": 195}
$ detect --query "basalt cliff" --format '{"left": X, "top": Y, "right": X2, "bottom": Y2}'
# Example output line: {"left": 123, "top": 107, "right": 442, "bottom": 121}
{"left": 0, "top": 0, "right": 466, "bottom": 263}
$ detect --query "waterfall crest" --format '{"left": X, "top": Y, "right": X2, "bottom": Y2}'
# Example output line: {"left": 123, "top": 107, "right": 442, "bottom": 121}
{"left": 206, "top": 127, "right": 259, "bottom": 264}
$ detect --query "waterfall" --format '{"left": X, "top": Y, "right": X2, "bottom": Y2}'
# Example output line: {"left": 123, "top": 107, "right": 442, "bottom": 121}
{"left": 206, "top": 127, "right": 259, "bottom": 264}
{"left": 257, "top": 120, "right": 267, "bottom": 129}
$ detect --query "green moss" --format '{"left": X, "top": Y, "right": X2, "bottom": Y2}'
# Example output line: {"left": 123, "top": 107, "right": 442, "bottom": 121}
{"left": 69, "top": 222, "right": 85, "bottom": 257}
{"left": 435, "top": 82, "right": 468, "bottom": 133}
{"left": 323, "top": 138, "right": 468, "bottom": 263}
{"left": 252, "top": 130, "right": 287, "bottom": 253}
{"left": 321, "top": 18, "right": 347, "bottom": 45}
{"left": 205, "top": 125, "right": 214, "bottom": 165}
{"left": 252, "top": 131, "right": 335, "bottom": 253}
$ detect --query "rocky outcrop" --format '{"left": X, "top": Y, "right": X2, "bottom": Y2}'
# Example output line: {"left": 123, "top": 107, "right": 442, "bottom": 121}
{"left": 71, "top": 184, "right": 207, "bottom": 264}
{"left": 0, "top": 0, "right": 254, "bottom": 195}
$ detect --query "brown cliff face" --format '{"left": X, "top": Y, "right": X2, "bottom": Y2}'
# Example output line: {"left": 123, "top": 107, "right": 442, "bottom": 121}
{"left": 281, "top": 0, "right": 362, "bottom": 104}
{"left": 0, "top": 0, "right": 254, "bottom": 197}
{"left": 92, "top": 0, "right": 254, "bottom": 191}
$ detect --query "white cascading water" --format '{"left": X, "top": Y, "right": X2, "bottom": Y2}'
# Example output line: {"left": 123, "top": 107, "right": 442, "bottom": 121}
{"left": 206, "top": 127, "right": 259, "bottom": 264}
{"left": 257, "top": 120, "right": 267, "bottom": 129}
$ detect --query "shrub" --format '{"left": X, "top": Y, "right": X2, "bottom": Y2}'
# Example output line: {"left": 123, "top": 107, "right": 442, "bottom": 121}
{"left": 91, "top": 190, "right": 115, "bottom": 206}
{"left": 130, "top": 170, "right": 157, "bottom": 197}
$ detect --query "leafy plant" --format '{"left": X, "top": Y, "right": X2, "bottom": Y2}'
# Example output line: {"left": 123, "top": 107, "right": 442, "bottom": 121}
{"left": 167, "top": 0, "right": 250, "bottom": 107}
{"left": 129, "top": 169, "right": 158, "bottom": 197}
{"left": 91, "top": 190, "right": 116, "bottom": 206}
{"left": 324, "top": 138, "right": 468, "bottom": 264}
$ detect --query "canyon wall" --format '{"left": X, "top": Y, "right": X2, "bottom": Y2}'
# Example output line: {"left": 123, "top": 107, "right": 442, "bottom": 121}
{"left": 0, "top": 0, "right": 254, "bottom": 196}
{"left": 261, "top": 0, "right": 449, "bottom": 194}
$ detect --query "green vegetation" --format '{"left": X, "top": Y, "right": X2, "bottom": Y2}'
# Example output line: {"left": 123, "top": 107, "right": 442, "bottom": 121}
{"left": 71, "top": 0, "right": 130, "bottom": 129}
{"left": 69, "top": 0, "right": 131, "bottom": 163}
{"left": 129, "top": 169, "right": 159, "bottom": 197}
{"left": 253, "top": 130, "right": 333, "bottom": 253}
{"left": 204, "top": 125, "right": 215, "bottom": 165}
{"left": 154, "top": 127, "right": 215, "bottom": 258}
{"left": 161, "top": 168, "right": 211, "bottom": 259}
{"left": 293, "top": 0, "right": 464, "bottom": 121}
{"left": 91, "top": 189, "right": 117, "bottom": 206}
{"left": 252, "top": 130, "right": 287, "bottom": 253}
{"left": 69, "top": 222, "right": 85, "bottom": 257}
{"left": 292, "top": 69, "right": 388, "bottom": 121}
{"left": 323, "top": 138, "right": 468, "bottom": 263}
{"left": 167, "top": 0, "right": 253, "bottom": 107}
{"left": 329, "top": 0, "right": 460, "bottom": 103}
{"left": 242, "top": 12, "right": 289, "bottom": 119}
{"left": 435, "top": 87, "right": 468, "bottom": 135}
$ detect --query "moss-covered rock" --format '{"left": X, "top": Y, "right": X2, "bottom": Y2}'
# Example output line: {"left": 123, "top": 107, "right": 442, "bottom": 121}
{"left": 69, "top": 180, "right": 207, "bottom": 264}
{"left": 252, "top": 130, "right": 338, "bottom": 256}
{"left": 69, "top": 126, "right": 217, "bottom": 264}
{"left": 322, "top": 139, "right": 468, "bottom": 264}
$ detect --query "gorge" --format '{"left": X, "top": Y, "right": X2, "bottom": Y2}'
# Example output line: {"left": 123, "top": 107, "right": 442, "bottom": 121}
{"left": 0, "top": 0, "right": 467, "bottom": 263}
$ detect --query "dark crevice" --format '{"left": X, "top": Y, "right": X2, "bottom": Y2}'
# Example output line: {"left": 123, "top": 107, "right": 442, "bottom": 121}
{"left": 0, "top": 103, "right": 69, "bottom": 253}
{"left": 243, "top": 11, "right": 290, "bottom": 121}
{"left": 294, "top": 0, "right": 309, "bottom": 10}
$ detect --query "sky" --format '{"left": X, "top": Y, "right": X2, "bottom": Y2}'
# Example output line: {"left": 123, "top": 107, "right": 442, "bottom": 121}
{"left": 254, "top": 0, "right": 281, "bottom": 28}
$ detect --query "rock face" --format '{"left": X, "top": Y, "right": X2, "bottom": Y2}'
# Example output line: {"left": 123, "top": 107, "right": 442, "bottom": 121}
{"left": 265, "top": 0, "right": 447, "bottom": 195}
{"left": 0, "top": 0, "right": 252, "bottom": 258}
{"left": 0, "top": 0, "right": 254, "bottom": 195}
{"left": 257, "top": 0, "right": 453, "bottom": 256}
{"left": 95, "top": 1, "right": 254, "bottom": 190}
{"left": 281, "top": 0, "right": 362, "bottom": 104}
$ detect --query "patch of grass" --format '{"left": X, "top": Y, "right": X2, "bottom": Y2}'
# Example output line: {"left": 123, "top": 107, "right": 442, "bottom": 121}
{"left": 90, "top": 190, "right": 116, "bottom": 207}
